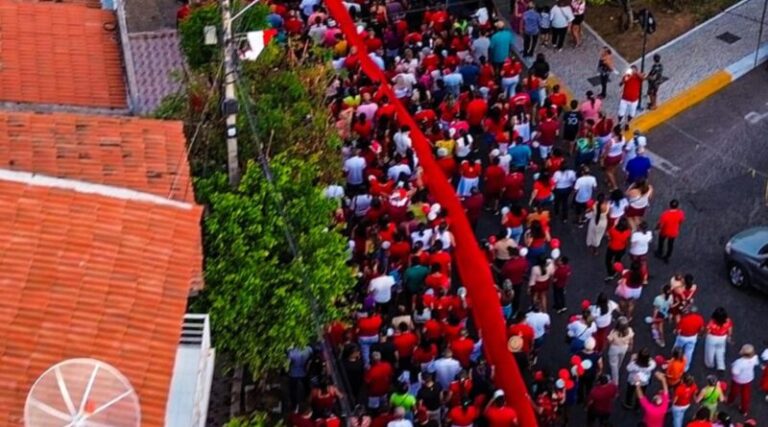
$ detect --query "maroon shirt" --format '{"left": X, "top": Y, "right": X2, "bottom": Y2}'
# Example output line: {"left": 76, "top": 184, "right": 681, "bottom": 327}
{"left": 588, "top": 382, "right": 618, "bottom": 414}
{"left": 553, "top": 264, "right": 572, "bottom": 289}
{"left": 501, "top": 257, "right": 529, "bottom": 285}
{"left": 538, "top": 119, "right": 560, "bottom": 146}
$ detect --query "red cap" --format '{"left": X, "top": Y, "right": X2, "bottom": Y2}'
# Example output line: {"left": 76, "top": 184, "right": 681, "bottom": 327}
{"left": 581, "top": 299, "right": 591, "bottom": 310}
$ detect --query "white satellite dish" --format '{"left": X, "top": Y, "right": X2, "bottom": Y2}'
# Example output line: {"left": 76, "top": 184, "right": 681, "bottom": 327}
{"left": 24, "top": 358, "right": 141, "bottom": 427}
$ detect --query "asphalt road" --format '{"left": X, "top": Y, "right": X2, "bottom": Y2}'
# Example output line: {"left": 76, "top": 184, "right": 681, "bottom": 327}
{"left": 475, "top": 68, "right": 768, "bottom": 425}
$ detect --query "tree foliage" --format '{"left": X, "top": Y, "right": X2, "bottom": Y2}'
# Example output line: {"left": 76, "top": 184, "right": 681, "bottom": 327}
{"left": 179, "top": 2, "right": 269, "bottom": 70}
{"left": 194, "top": 155, "right": 355, "bottom": 374}
{"left": 224, "top": 412, "right": 283, "bottom": 427}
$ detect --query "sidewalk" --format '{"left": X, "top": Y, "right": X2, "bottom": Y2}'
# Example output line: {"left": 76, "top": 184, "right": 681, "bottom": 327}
{"left": 499, "top": 0, "right": 768, "bottom": 132}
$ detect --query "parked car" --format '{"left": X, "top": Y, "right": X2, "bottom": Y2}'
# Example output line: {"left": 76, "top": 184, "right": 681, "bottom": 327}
{"left": 725, "top": 226, "right": 768, "bottom": 289}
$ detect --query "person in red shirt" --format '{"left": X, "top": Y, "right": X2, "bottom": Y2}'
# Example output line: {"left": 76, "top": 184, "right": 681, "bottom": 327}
{"left": 502, "top": 167, "right": 526, "bottom": 206}
{"left": 289, "top": 404, "right": 316, "bottom": 427}
{"left": 450, "top": 329, "right": 476, "bottom": 367}
{"left": 357, "top": 310, "right": 383, "bottom": 367}
{"left": 484, "top": 157, "right": 506, "bottom": 212}
{"left": 536, "top": 111, "right": 560, "bottom": 158}
{"left": 392, "top": 322, "right": 418, "bottom": 371}
{"left": 466, "top": 92, "right": 488, "bottom": 131}
{"left": 507, "top": 311, "right": 535, "bottom": 354}
{"left": 553, "top": 256, "right": 572, "bottom": 313}
{"left": 463, "top": 187, "right": 485, "bottom": 227}
{"left": 586, "top": 374, "right": 618, "bottom": 426}
{"left": 176, "top": 0, "right": 190, "bottom": 26}
{"left": 549, "top": 84, "right": 568, "bottom": 111}
{"left": 618, "top": 66, "right": 645, "bottom": 123}
{"left": 674, "top": 306, "right": 705, "bottom": 372}
{"left": 655, "top": 199, "right": 685, "bottom": 263}
{"left": 501, "top": 247, "right": 528, "bottom": 313}
{"left": 685, "top": 407, "right": 713, "bottom": 427}
{"left": 672, "top": 374, "right": 699, "bottom": 427}
{"left": 483, "top": 390, "right": 518, "bottom": 427}
{"left": 447, "top": 369, "right": 474, "bottom": 407}
{"left": 605, "top": 217, "right": 631, "bottom": 279}
{"left": 446, "top": 400, "right": 479, "bottom": 427}
{"left": 364, "top": 352, "right": 393, "bottom": 408}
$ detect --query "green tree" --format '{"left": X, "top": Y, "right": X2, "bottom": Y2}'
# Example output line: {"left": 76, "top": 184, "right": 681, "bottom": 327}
{"left": 195, "top": 155, "right": 355, "bottom": 374}
{"left": 224, "top": 412, "right": 283, "bottom": 427}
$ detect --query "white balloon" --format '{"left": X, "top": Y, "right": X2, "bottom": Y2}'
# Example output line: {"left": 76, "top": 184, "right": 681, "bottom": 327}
{"left": 551, "top": 248, "right": 561, "bottom": 259}
{"left": 581, "top": 359, "right": 593, "bottom": 370}
{"left": 555, "top": 379, "right": 565, "bottom": 389}
{"left": 519, "top": 247, "right": 529, "bottom": 257}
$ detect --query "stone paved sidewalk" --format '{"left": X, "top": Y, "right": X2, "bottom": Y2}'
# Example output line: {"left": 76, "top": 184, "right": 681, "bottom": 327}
{"left": 499, "top": 0, "right": 768, "bottom": 118}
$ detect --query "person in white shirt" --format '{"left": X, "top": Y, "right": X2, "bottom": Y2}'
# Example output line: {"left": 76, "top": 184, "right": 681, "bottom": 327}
{"left": 393, "top": 126, "right": 413, "bottom": 156}
{"left": 623, "top": 130, "right": 647, "bottom": 168}
{"left": 567, "top": 311, "right": 597, "bottom": 352}
{"left": 573, "top": 166, "right": 597, "bottom": 222}
{"left": 730, "top": 344, "right": 759, "bottom": 415}
{"left": 629, "top": 221, "right": 653, "bottom": 261}
{"left": 590, "top": 292, "right": 619, "bottom": 351}
{"left": 369, "top": 268, "right": 395, "bottom": 307}
{"left": 388, "top": 157, "right": 413, "bottom": 182}
{"left": 387, "top": 407, "right": 413, "bottom": 427}
{"left": 433, "top": 349, "right": 462, "bottom": 389}
{"left": 343, "top": 149, "right": 366, "bottom": 188}
{"left": 553, "top": 161, "right": 577, "bottom": 222}
{"left": 525, "top": 304, "right": 551, "bottom": 350}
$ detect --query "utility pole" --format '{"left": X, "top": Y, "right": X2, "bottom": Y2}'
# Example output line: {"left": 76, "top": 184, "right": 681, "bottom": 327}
{"left": 221, "top": 0, "right": 240, "bottom": 187}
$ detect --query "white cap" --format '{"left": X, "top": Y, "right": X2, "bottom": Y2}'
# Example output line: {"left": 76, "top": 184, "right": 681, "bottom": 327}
{"left": 490, "top": 148, "right": 500, "bottom": 157}
{"left": 519, "top": 247, "right": 529, "bottom": 257}
{"left": 386, "top": 328, "right": 395, "bottom": 337}
{"left": 430, "top": 203, "right": 442, "bottom": 213}
{"left": 382, "top": 241, "right": 392, "bottom": 250}
{"left": 501, "top": 206, "right": 510, "bottom": 215}
{"left": 493, "top": 389, "right": 505, "bottom": 399}
{"left": 427, "top": 212, "right": 437, "bottom": 221}
{"left": 458, "top": 287, "right": 467, "bottom": 298}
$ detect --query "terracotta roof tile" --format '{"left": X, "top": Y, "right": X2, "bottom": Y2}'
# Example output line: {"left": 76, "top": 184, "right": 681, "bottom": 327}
{"left": 0, "top": 111, "right": 194, "bottom": 202}
{"left": 0, "top": 1, "right": 126, "bottom": 108}
{"left": 0, "top": 179, "right": 203, "bottom": 426}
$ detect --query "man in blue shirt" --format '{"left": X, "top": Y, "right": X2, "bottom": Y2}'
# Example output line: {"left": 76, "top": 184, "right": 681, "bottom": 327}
{"left": 625, "top": 146, "right": 652, "bottom": 184}
{"left": 489, "top": 20, "right": 514, "bottom": 70}
{"left": 509, "top": 137, "right": 532, "bottom": 168}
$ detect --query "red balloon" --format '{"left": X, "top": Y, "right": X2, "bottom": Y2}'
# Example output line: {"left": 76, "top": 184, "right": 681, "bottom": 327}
{"left": 576, "top": 365, "right": 585, "bottom": 376}
{"left": 558, "top": 368, "right": 570, "bottom": 380}
{"left": 613, "top": 262, "right": 624, "bottom": 273}
{"left": 570, "top": 355, "right": 582, "bottom": 366}
{"left": 550, "top": 238, "right": 561, "bottom": 249}
{"left": 565, "top": 379, "right": 575, "bottom": 390}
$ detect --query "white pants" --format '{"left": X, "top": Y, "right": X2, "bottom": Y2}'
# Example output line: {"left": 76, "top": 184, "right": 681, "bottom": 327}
{"left": 607, "top": 344, "right": 628, "bottom": 385}
{"left": 618, "top": 99, "right": 639, "bottom": 119}
{"left": 704, "top": 334, "right": 728, "bottom": 370}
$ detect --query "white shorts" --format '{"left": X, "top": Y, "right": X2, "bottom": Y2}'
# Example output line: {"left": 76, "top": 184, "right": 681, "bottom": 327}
{"left": 618, "top": 99, "right": 639, "bottom": 118}
{"left": 624, "top": 286, "right": 642, "bottom": 300}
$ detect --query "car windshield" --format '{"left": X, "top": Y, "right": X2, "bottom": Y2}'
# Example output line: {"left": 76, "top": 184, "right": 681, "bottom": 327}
{"left": 760, "top": 244, "right": 768, "bottom": 255}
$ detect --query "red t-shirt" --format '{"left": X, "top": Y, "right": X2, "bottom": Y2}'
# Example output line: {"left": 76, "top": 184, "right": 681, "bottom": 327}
{"left": 677, "top": 313, "right": 705, "bottom": 337}
{"left": 393, "top": 332, "right": 418, "bottom": 359}
{"left": 467, "top": 99, "right": 488, "bottom": 125}
{"left": 448, "top": 406, "right": 478, "bottom": 426}
{"left": 484, "top": 405, "right": 518, "bottom": 427}
{"left": 674, "top": 383, "right": 698, "bottom": 407}
{"left": 502, "top": 257, "right": 528, "bottom": 284}
{"left": 538, "top": 119, "right": 559, "bottom": 146}
{"left": 503, "top": 173, "right": 525, "bottom": 200}
{"left": 430, "top": 251, "right": 452, "bottom": 275}
{"left": 550, "top": 92, "right": 568, "bottom": 109}
{"left": 365, "top": 361, "right": 393, "bottom": 396}
{"left": 533, "top": 179, "right": 554, "bottom": 201}
{"left": 412, "top": 343, "right": 438, "bottom": 364}
{"left": 484, "top": 165, "right": 506, "bottom": 194}
{"left": 424, "top": 319, "right": 443, "bottom": 341}
{"left": 607, "top": 227, "right": 631, "bottom": 251}
{"left": 706, "top": 318, "right": 733, "bottom": 336}
{"left": 686, "top": 421, "right": 712, "bottom": 427}
{"left": 358, "top": 315, "right": 382, "bottom": 337}
{"left": 658, "top": 209, "right": 685, "bottom": 238}
{"left": 622, "top": 73, "right": 643, "bottom": 102}
{"left": 443, "top": 322, "right": 462, "bottom": 343}
{"left": 425, "top": 272, "right": 450, "bottom": 292}
{"left": 450, "top": 337, "right": 475, "bottom": 367}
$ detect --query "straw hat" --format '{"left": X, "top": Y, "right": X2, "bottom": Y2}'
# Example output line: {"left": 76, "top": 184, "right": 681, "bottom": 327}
{"left": 740, "top": 344, "right": 756, "bottom": 357}
{"left": 507, "top": 336, "right": 523, "bottom": 353}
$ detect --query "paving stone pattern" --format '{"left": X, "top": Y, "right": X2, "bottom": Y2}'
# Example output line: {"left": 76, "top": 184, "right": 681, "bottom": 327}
{"left": 128, "top": 30, "right": 186, "bottom": 114}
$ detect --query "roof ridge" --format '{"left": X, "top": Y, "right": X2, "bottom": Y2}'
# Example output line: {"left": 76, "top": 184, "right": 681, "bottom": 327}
{"left": 0, "top": 168, "right": 195, "bottom": 210}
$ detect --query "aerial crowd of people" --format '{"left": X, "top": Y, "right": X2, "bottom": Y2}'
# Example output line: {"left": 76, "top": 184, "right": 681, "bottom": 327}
{"left": 238, "top": 0, "right": 768, "bottom": 425}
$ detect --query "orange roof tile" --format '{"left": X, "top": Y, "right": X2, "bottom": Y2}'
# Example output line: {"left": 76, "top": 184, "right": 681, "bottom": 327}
{"left": 0, "top": 111, "right": 193, "bottom": 202}
{"left": 0, "top": 178, "right": 203, "bottom": 426}
{"left": 0, "top": 1, "right": 127, "bottom": 108}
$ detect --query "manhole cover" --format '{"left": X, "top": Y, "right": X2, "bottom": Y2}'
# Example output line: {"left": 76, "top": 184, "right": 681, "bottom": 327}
{"left": 717, "top": 32, "right": 741, "bottom": 44}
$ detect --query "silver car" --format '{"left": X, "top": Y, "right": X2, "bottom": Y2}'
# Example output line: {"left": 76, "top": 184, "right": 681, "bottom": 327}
{"left": 725, "top": 226, "right": 768, "bottom": 288}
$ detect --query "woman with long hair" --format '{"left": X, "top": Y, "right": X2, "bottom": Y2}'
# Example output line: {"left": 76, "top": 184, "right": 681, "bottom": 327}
{"left": 624, "top": 347, "right": 657, "bottom": 409}
{"left": 585, "top": 193, "right": 609, "bottom": 255}
{"left": 704, "top": 307, "right": 733, "bottom": 372}
{"left": 607, "top": 189, "right": 628, "bottom": 229}
{"left": 601, "top": 124, "right": 625, "bottom": 190}
{"left": 606, "top": 316, "right": 634, "bottom": 385}
{"left": 528, "top": 253, "right": 556, "bottom": 312}
{"left": 616, "top": 259, "right": 647, "bottom": 321}
{"left": 590, "top": 292, "right": 619, "bottom": 352}
{"left": 626, "top": 179, "right": 653, "bottom": 229}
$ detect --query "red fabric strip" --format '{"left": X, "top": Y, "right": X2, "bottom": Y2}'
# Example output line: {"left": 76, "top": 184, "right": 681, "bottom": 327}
{"left": 323, "top": 2, "right": 538, "bottom": 425}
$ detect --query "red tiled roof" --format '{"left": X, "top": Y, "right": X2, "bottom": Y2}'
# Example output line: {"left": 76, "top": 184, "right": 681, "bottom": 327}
{"left": 0, "top": 111, "right": 193, "bottom": 202}
{"left": 0, "top": 1, "right": 127, "bottom": 108}
{"left": 0, "top": 178, "right": 203, "bottom": 426}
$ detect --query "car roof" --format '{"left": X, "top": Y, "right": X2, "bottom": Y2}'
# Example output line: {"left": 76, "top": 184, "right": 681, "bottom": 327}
{"left": 730, "top": 226, "right": 768, "bottom": 255}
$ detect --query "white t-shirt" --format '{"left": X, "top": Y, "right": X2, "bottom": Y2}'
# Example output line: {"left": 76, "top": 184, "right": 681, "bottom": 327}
{"left": 566, "top": 320, "right": 597, "bottom": 340}
{"left": 590, "top": 300, "right": 619, "bottom": 328}
{"left": 388, "top": 420, "right": 414, "bottom": 427}
{"left": 608, "top": 198, "right": 629, "bottom": 219}
{"left": 324, "top": 184, "right": 345, "bottom": 199}
{"left": 394, "top": 131, "right": 413, "bottom": 156}
{"left": 411, "top": 229, "right": 434, "bottom": 247}
{"left": 553, "top": 170, "right": 577, "bottom": 189}
{"left": 624, "top": 135, "right": 647, "bottom": 162}
{"left": 369, "top": 274, "right": 396, "bottom": 304}
{"left": 525, "top": 312, "right": 551, "bottom": 339}
{"left": 388, "top": 163, "right": 412, "bottom": 181}
{"left": 731, "top": 356, "right": 760, "bottom": 384}
{"left": 344, "top": 156, "right": 366, "bottom": 185}
{"left": 573, "top": 175, "right": 597, "bottom": 203}
{"left": 629, "top": 231, "right": 653, "bottom": 256}
{"left": 433, "top": 357, "right": 462, "bottom": 389}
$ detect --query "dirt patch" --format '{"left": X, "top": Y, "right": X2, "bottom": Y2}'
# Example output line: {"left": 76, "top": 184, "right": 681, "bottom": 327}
{"left": 586, "top": 0, "right": 738, "bottom": 62}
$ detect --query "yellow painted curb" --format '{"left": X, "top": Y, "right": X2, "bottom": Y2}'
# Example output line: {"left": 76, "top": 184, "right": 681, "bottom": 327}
{"left": 625, "top": 70, "right": 733, "bottom": 138}
{"left": 547, "top": 73, "right": 575, "bottom": 103}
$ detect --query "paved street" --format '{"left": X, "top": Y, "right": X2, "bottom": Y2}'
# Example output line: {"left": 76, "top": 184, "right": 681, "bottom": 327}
{"left": 475, "top": 68, "right": 768, "bottom": 425}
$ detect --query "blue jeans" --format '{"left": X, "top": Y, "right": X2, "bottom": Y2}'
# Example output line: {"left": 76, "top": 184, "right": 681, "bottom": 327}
{"left": 672, "top": 404, "right": 689, "bottom": 427}
{"left": 674, "top": 334, "right": 698, "bottom": 372}
{"left": 359, "top": 334, "right": 379, "bottom": 367}
{"left": 507, "top": 225, "right": 523, "bottom": 243}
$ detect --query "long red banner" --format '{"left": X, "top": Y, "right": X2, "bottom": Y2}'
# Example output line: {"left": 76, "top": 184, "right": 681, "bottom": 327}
{"left": 322, "top": 2, "right": 538, "bottom": 425}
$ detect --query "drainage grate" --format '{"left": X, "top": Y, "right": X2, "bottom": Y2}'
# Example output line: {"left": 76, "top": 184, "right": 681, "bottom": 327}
{"left": 717, "top": 32, "right": 741, "bottom": 44}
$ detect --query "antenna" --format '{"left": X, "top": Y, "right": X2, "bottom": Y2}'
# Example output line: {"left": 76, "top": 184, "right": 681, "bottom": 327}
{"left": 24, "top": 358, "right": 140, "bottom": 427}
